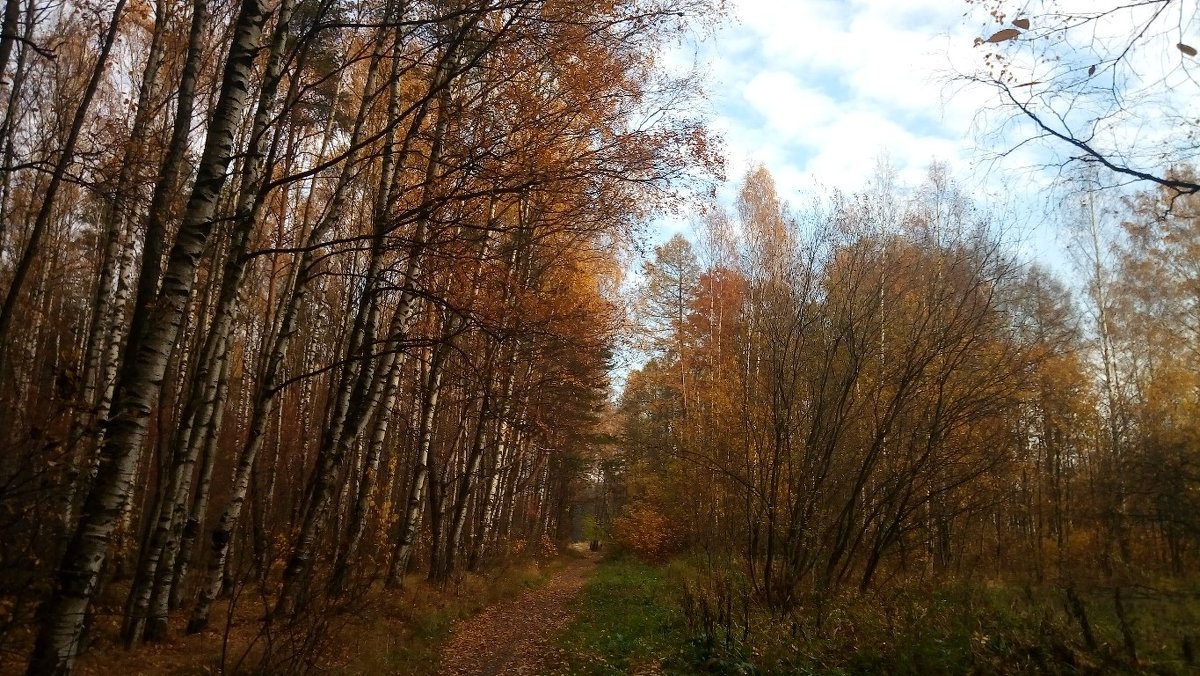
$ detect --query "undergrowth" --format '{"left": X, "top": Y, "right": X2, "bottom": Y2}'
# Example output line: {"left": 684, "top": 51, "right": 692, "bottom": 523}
{"left": 330, "top": 558, "right": 558, "bottom": 674}
{"left": 554, "top": 558, "right": 692, "bottom": 674}
{"left": 558, "top": 555, "right": 1200, "bottom": 675}
{"left": 50, "top": 556, "right": 559, "bottom": 676}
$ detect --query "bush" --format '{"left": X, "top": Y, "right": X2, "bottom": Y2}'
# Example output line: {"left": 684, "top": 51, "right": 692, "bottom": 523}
{"left": 611, "top": 504, "right": 674, "bottom": 561}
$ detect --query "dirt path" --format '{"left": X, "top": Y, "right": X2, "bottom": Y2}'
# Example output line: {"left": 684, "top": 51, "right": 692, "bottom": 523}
{"left": 437, "top": 553, "right": 598, "bottom": 675}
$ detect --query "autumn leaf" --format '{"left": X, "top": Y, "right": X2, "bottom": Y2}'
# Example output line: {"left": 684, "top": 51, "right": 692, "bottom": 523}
{"left": 1178, "top": 43, "right": 1197, "bottom": 57}
{"left": 1012, "top": 18, "right": 1030, "bottom": 29}
{"left": 984, "top": 28, "right": 1021, "bottom": 43}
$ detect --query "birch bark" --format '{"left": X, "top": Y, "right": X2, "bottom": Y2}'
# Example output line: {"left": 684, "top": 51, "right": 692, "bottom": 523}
{"left": 0, "top": 0, "right": 129, "bottom": 373}
{"left": 28, "top": 0, "right": 269, "bottom": 671}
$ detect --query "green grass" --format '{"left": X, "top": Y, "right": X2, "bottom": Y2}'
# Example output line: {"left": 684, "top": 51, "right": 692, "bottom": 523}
{"left": 556, "top": 557, "right": 1200, "bottom": 675}
{"left": 714, "top": 579, "right": 1199, "bottom": 674}
{"left": 555, "top": 558, "right": 697, "bottom": 674}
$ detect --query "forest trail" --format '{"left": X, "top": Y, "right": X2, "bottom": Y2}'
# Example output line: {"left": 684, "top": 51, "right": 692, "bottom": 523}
{"left": 437, "top": 552, "right": 599, "bottom": 675}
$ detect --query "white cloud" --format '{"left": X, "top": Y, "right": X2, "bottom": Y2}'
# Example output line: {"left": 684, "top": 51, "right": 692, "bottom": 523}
{"left": 653, "top": 0, "right": 1193, "bottom": 280}
{"left": 695, "top": 0, "right": 996, "bottom": 199}
{"left": 741, "top": 71, "right": 838, "bottom": 135}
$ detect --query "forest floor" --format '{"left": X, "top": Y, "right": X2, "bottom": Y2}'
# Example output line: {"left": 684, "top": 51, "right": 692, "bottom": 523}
{"left": 437, "top": 548, "right": 599, "bottom": 675}
{"left": 550, "top": 556, "right": 1200, "bottom": 675}
{"left": 4, "top": 551, "right": 588, "bottom": 675}
{"left": 9, "top": 552, "right": 1196, "bottom": 673}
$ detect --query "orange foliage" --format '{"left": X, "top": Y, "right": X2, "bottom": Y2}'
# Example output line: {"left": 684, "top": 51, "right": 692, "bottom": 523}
{"left": 611, "top": 503, "right": 675, "bottom": 561}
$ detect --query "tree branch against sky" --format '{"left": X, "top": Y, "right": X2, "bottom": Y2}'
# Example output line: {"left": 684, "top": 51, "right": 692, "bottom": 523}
{"left": 966, "top": 0, "right": 1200, "bottom": 194}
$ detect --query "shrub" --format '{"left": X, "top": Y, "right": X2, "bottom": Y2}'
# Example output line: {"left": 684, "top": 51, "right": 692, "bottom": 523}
{"left": 611, "top": 503, "right": 674, "bottom": 561}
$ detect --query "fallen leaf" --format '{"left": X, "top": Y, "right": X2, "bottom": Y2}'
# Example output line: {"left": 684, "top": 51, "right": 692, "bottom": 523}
{"left": 1013, "top": 18, "right": 1030, "bottom": 29}
{"left": 1179, "top": 43, "right": 1197, "bottom": 57}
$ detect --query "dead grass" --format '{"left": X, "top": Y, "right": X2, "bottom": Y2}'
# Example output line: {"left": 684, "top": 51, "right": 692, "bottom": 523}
{"left": 0, "top": 555, "right": 564, "bottom": 675}
{"left": 330, "top": 558, "right": 562, "bottom": 675}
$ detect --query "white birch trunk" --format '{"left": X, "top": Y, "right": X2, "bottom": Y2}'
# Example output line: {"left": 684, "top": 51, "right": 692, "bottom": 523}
{"left": 27, "top": 1, "right": 269, "bottom": 671}
{"left": 123, "top": 0, "right": 295, "bottom": 644}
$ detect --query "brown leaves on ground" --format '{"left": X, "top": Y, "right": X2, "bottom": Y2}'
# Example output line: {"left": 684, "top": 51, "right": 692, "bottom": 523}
{"left": 438, "top": 554, "right": 598, "bottom": 676}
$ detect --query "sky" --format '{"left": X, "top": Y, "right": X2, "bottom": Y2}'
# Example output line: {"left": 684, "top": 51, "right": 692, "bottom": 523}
{"left": 659, "top": 0, "right": 1199, "bottom": 244}
{"left": 697, "top": 0, "right": 991, "bottom": 197}
{"left": 651, "top": 0, "right": 1093, "bottom": 264}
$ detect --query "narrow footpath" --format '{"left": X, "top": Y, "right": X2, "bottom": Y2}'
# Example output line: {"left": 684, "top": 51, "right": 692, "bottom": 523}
{"left": 437, "top": 552, "right": 599, "bottom": 675}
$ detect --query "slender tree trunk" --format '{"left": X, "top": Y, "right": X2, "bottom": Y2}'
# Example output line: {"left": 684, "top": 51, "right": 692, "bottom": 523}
{"left": 324, "top": 39, "right": 416, "bottom": 595}
{"left": 116, "top": 0, "right": 208, "bottom": 387}
{"left": 188, "top": 2, "right": 415, "bottom": 628}
{"left": 168, "top": 345, "right": 229, "bottom": 611}
{"left": 441, "top": 391, "right": 491, "bottom": 578}
{"left": 27, "top": 1, "right": 270, "bottom": 671}
{"left": 0, "top": 0, "right": 128, "bottom": 373}
{"left": 387, "top": 342, "right": 449, "bottom": 587}
{"left": 426, "top": 439, "right": 448, "bottom": 582}
{"left": 471, "top": 417, "right": 514, "bottom": 569}
{"left": 186, "top": 247, "right": 308, "bottom": 633}
{"left": 65, "top": 0, "right": 170, "bottom": 526}
{"left": 184, "top": 84, "right": 370, "bottom": 630}
{"left": 328, "top": 325, "right": 409, "bottom": 595}
{"left": 237, "top": 23, "right": 394, "bottom": 617}
{"left": 0, "top": 0, "right": 20, "bottom": 86}
{"left": 78, "top": 0, "right": 176, "bottom": 626}
{"left": 124, "top": 0, "right": 295, "bottom": 644}
{"left": 275, "top": 41, "right": 462, "bottom": 610}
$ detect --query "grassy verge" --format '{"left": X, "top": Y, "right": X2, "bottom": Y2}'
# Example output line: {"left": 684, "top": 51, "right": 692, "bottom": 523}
{"left": 556, "top": 556, "right": 1200, "bottom": 675}
{"left": 554, "top": 558, "right": 693, "bottom": 674}
{"left": 747, "top": 579, "right": 1200, "bottom": 674}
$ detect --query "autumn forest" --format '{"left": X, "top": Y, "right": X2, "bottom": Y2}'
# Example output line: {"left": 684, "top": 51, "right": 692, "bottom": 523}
{"left": 0, "top": 0, "right": 1196, "bottom": 674}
